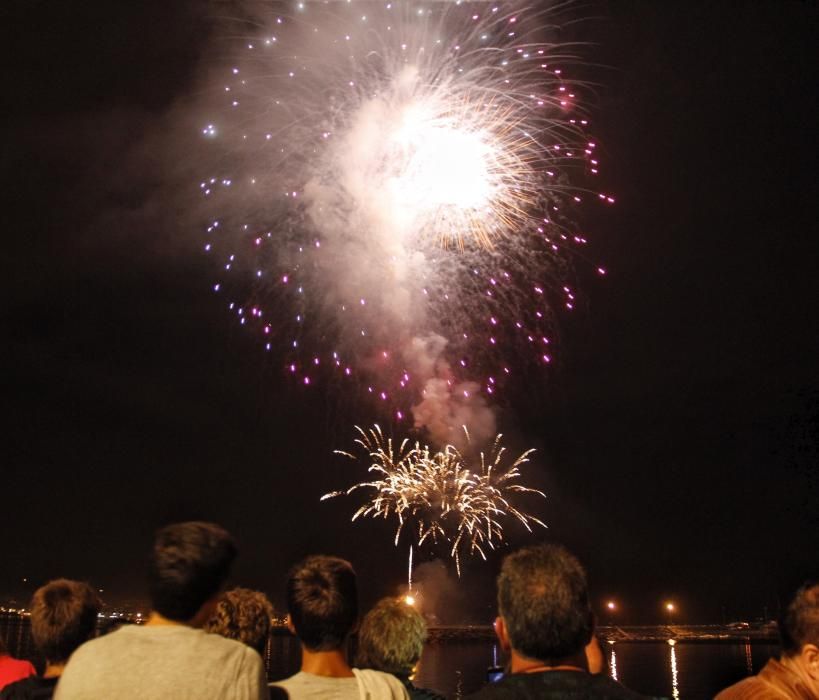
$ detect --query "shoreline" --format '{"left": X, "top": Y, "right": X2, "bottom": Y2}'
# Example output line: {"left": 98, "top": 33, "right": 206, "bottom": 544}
{"left": 2, "top": 611, "right": 779, "bottom": 645}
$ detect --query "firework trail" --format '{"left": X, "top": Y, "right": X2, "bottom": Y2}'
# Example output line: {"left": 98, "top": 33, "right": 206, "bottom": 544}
{"left": 322, "top": 424, "right": 546, "bottom": 574}
{"left": 198, "top": 1, "right": 611, "bottom": 446}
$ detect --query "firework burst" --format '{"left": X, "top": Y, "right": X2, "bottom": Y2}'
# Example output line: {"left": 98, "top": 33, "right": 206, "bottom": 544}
{"left": 323, "top": 424, "right": 546, "bottom": 574}
{"left": 197, "top": 1, "right": 611, "bottom": 443}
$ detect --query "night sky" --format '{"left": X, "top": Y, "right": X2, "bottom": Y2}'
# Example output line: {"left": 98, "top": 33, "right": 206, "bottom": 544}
{"left": 3, "top": 1, "right": 818, "bottom": 624}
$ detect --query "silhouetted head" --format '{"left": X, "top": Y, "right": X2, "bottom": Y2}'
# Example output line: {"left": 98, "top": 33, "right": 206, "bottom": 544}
{"left": 205, "top": 587, "right": 274, "bottom": 654}
{"left": 286, "top": 555, "right": 358, "bottom": 651}
{"left": 781, "top": 582, "right": 819, "bottom": 656}
{"left": 148, "top": 521, "right": 236, "bottom": 622}
{"left": 356, "top": 596, "right": 427, "bottom": 676}
{"left": 496, "top": 543, "right": 593, "bottom": 663}
{"left": 776, "top": 582, "right": 819, "bottom": 692}
{"left": 30, "top": 579, "right": 102, "bottom": 664}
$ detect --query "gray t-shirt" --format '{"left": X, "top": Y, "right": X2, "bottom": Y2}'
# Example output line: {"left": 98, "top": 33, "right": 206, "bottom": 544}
{"left": 272, "top": 669, "right": 409, "bottom": 700}
{"left": 55, "top": 623, "right": 268, "bottom": 700}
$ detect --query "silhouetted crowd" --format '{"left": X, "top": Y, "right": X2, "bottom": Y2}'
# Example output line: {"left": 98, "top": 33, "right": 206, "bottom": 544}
{"left": 1, "top": 521, "right": 817, "bottom": 699}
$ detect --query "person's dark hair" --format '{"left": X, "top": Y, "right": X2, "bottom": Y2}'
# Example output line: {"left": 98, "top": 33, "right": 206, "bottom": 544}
{"left": 148, "top": 521, "right": 237, "bottom": 622}
{"left": 205, "top": 587, "right": 274, "bottom": 654}
{"left": 30, "top": 579, "right": 102, "bottom": 663}
{"left": 497, "top": 543, "right": 593, "bottom": 663}
{"left": 287, "top": 555, "right": 358, "bottom": 651}
{"left": 780, "top": 582, "right": 819, "bottom": 656}
{"left": 356, "top": 597, "right": 426, "bottom": 676}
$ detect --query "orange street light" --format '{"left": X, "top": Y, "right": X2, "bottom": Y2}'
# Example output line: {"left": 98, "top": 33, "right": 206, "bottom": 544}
{"left": 605, "top": 600, "right": 617, "bottom": 625}
{"left": 665, "top": 601, "right": 676, "bottom": 626}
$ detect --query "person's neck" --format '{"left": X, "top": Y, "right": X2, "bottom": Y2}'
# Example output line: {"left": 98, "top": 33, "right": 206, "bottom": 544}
{"left": 510, "top": 649, "right": 588, "bottom": 675}
{"left": 300, "top": 646, "right": 355, "bottom": 678}
{"left": 146, "top": 611, "right": 192, "bottom": 628}
{"left": 145, "top": 596, "right": 216, "bottom": 630}
{"left": 43, "top": 662, "right": 66, "bottom": 679}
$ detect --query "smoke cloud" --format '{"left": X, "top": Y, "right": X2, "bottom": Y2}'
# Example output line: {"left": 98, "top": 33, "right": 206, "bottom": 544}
{"left": 413, "top": 559, "right": 464, "bottom": 625}
{"left": 403, "top": 334, "right": 496, "bottom": 449}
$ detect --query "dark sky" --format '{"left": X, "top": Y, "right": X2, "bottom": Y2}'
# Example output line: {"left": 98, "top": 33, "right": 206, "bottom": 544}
{"left": 3, "top": 0, "right": 818, "bottom": 624}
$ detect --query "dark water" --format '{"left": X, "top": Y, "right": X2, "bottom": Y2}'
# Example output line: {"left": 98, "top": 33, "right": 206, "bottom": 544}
{"left": 4, "top": 616, "right": 777, "bottom": 699}
{"left": 603, "top": 641, "right": 777, "bottom": 699}
{"left": 268, "top": 634, "right": 777, "bottom": 699}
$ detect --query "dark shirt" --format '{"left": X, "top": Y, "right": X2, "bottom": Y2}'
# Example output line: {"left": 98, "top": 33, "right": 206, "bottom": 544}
{"left": 0, "top": 676, "right": 59, "bottom": 700}
{"left": 467, "top": 670, "right": 654, "bottom": 700}
{"left": 400, "top": 676, "right": 446, "bottom": 700}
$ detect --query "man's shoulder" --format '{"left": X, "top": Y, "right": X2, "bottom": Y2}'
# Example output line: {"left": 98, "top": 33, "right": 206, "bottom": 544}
{"left": 716, "top": 658, "right": 816, "bottom": 700}
{"left": 188, "top": 626, "right": 260, "bottom": 656}
{"left": 586, "top": 673, "right": 655, "bottom": 699}
{"left": 73, "top": 624, "right": 254, "bottom": 656}
{"left": 407, "top": 683, "right": 446, "bottom": 700}
{"left": 271, "top": 670, "right": 409, "bottom": 699}
{"left": 272, "top": 672, "right": 356, "bottom": 688}
{"left": 466, "top": 674, "right": 524, "bottom": 700}
{"left": 271, "top": 672, "right": 359, "bottom": 699}
{"left": 714, "top": 676, "right": 768, "bottom": 700}
{"left": 353, "top": 669, "right": 410, "bottom": 699}
{"left": 468, "top": 671, "right": 652, "bottom": 700}
{"left": 58, "top": 626, "right": 264, "bottom": 695}
{"left": 63, "top": 625, "right": 131, "bottom": 660}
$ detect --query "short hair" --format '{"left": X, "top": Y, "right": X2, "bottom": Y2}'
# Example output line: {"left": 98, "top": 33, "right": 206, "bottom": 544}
{"left": 780, "top": 582, "right": 819, "bottom": 656}
{"left": 356, "top": 597, "right": 427, "bottom": 676}
{"left": 30, "top": 579, "right": 102, "bottom": 663}
{"left": 148, "top": 521, "right": 237, "bottom": 622}
{"left": 205, "top": 587, "right": 274, "bottom": 654}
{"left": 287, "top": 555, "right": 358, "bottom": 651}
{"left": 497, "top": 543, "right": 593, "bottom": 662}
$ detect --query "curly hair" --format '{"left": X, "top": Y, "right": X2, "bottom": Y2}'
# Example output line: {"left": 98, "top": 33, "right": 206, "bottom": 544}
{"left": 356, "top": 597, "right": 427, "bottom": 676}
{"left": 497, "top": 543, "right": 592, "bottom": 663}
{"left": 205, "top": 588, "right": 274, "bottom": 654}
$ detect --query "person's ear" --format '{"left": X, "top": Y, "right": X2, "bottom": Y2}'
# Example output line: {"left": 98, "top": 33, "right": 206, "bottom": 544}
{"left": 587, "top": 611, "right": 596, "bottom": 645}
{"left": 802, "top": 644, "right": 819, "bottom": 680}
{"left": 494, "top": 616, "right": 511, "bottom": 653}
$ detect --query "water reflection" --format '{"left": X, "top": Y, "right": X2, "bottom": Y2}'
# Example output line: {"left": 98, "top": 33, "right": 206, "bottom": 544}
{"left": 669, "top": 640, "right": 680, "bottom": 700}
{"left": 608, "top": 643, "right": 618, "bottom": 681}
{"left": 744, "top": 642, "right": 753, "bottom": 674}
